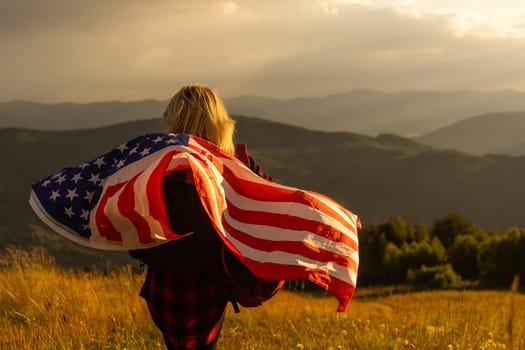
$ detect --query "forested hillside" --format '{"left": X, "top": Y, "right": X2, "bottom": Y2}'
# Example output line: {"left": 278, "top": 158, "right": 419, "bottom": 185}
{"left": 3, "top": 116, "right": 525, "bottom": 268}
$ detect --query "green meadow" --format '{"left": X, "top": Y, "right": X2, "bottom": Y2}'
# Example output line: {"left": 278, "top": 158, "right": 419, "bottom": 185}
{"left": 0, "top": 248, "right": 523, "bottom": 350}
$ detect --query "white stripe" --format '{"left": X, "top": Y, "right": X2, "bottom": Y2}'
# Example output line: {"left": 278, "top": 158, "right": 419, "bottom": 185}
{"left": 220, "top": 180, "right": 359, "bottom": 247}
{"left": 221, "top": 210, "right": 359, "bottom": 263}
{"left": 184, "top": 140, "right": 230, "bottom": 236}
{"left": 308, "top": 191, "right": 361, "bottom": 241}
{"left": 132, "top": 157, "right": 166, "bottom": 240}
{"left": 103, "top": 184, "right": 141, "bottom": 247}
{"left": 222, "top": 157, "right": 360, "bottom": 235}
{"left": 104, "top": 144, "right": 192, "bottom": 186}
{"left": 221, "top": 157, "right": 292, "bottom": 190}
{"left": 191, "top": 157, "right": 227, "bottom": 234}
{"left": 227, "top": 233, "right": 358, "bottom": 287}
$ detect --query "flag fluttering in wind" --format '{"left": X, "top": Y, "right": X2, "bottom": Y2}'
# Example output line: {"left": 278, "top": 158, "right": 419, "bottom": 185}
{"left": 29, "top": 133, "right": 360, "bottom": 311}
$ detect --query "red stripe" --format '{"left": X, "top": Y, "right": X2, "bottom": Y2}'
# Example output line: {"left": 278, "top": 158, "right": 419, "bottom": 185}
{"left": 188, "top": 154, "right": 228, "bottom": 229}
{"left": 145, "top": 151, "right": 186, "bottom": 240}
{"left": 186, "top": 141, "right": 226, "bottom": 168}
{"left": 117, "top": 174, "right": 156, "bottom": 244}
{"left": 95, "top": 184, "right": 124, "bottom": 242}
{"left": 310, "top": 191, "right": 359, "bottom": 224}
{"left": 221, "top": 167, "right": 358, "bottom": 233}
{"left": 225, "top": 199, "right": 358, "bottom": 251}
{"left": 220, "top": 214, "right": 358, "bottom": 272}
{"left": 228, "top": 257, "right": 355, "bottom": 312}
{"left": 190, "top": 137, "right": 236, "bottom": 161}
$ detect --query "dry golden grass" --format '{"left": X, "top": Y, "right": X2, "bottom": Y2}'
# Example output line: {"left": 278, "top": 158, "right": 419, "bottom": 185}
{"left": 0, "top": 248, "right": 523, "bottom": 350}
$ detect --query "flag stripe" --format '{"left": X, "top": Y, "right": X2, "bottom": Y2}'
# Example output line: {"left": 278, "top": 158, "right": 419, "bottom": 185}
{"left": 224, "top": 200, "right": 358, "bottom": 253}
{"left": 142, "top": 150, "right": 176, "bottom": 240}
{"left": 220, "top": 215, "right": 359, "bottom": 282}
{"left": 96, "top": 184, "right": 124, "bottom": 242}
{"left": 117, "top": 175, "right": 155, "bottom": 245}
{"left": 221, "top": 209, "right": 359, "bottom": 266}
{"left": 105, "top": 182, "right": 142, "bottom": 246}
{"left": 222, "top": 234, "right": 357, "bottom": 289}
{"left": 220, "top": 165, "right": 359, "bottom": 236}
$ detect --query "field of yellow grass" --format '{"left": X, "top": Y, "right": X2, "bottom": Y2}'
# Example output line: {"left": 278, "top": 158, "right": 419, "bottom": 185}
{"left": 0, "top": 248, "right": 523, "bottom": 350}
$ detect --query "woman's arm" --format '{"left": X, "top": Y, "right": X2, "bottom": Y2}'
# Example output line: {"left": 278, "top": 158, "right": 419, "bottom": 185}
{"left": 234, "top": 144, "right": 273, "bottom": 182}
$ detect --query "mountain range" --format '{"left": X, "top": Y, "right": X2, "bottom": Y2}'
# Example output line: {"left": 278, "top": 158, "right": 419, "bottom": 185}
{"left": 3, "top": 114, "right": 525, "bottom": 266}
{"left": 3, "top": 90, "right": 525, "bottom": 142}
{"left": 414, "top": 111, "right": 525, "bottom": 156}
{"left": 226, "top": 90, "right": 525, "bottom": 137}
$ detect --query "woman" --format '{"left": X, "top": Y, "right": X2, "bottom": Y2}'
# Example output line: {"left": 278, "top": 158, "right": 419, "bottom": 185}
{"left": 130, "top": 83, "right": 272, "bottom": 350}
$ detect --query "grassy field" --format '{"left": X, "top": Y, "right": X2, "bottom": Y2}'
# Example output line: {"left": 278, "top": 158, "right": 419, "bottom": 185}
{"left": 0, "top": 248, "right": 523, "bottom": 350}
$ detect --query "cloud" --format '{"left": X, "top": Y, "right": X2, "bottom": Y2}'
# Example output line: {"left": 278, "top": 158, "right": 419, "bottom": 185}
{"left": 0, "top": 0, "right": 524, "bottom": 102}
{"left": 220, "top": 1, "right": 240, "bottom": 14}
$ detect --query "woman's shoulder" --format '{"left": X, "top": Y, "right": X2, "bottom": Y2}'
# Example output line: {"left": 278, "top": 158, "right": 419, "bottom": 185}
{"left": 234, "top": 144, "right": 273, "bottom": 182}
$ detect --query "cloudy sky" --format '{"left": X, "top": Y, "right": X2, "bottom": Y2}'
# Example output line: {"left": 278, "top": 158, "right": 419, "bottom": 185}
{"left": 2, "top": 0, "right": 525, "bottom": 102}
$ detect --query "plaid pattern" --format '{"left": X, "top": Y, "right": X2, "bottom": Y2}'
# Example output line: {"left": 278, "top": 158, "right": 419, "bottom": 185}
{"left": 140, "top": 267, "right": 227, "bottom": 349}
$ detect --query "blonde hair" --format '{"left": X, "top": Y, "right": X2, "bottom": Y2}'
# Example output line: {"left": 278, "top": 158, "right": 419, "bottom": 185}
{"left": 163, "top": 84, "right": 236, "bottom": 155}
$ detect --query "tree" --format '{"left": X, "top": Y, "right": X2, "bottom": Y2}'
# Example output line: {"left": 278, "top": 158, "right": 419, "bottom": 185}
{"left": 478, "top": 227, "right": 525, "bottom": 286}
{"left": 406, "top": 264, "right": 461, "bottom": 288}
{"left": 381, "top": 237, "right": 447, "bottom": 285}
{"left": 382, "top": 242, "right": 404, "bottom": 284}
{"left": 431, "top": 212, "right": 482, "bottom": 248}
{"left": 400, "top": 237, "right": 447, "bottom": 269}
{"left": 448, "top": 234, "right": 483, "bottom": 280}
{"left": 413, "top": 224, "right": 430, "bottom": 242}
{"left": 379, "top": 216, "right": 414, "bottom": 247}
{"left": 357, "top": 222, "right": 390, "bottom": 285}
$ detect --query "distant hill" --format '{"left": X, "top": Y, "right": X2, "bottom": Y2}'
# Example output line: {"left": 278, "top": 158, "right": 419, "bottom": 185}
{"left": 0, "top": 99, "right": 165, "bottom": 130}
{"left": 414, "top": 112, "right": 525, "bottom": 155}
{"left": 4, "top": 90, "right": 525, "bottom": 137}
{"left": 3, "top": 116, "right": 525, "bottom": 266}
{"left": 225, "top": 90, "right": 525, "bottom": 136}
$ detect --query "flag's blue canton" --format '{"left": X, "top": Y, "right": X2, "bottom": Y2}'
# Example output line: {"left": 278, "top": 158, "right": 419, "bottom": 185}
{"left": 31, "top": 133, "right": 190, "bottom": 239}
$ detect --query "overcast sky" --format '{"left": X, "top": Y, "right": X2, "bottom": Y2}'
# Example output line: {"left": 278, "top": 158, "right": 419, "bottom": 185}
{"left": 1, "top": 0, "right": 525, "bottom": 102}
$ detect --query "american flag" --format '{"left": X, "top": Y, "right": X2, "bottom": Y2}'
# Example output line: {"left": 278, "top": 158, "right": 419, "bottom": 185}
{"left": 29, "top": 133, "right": 360, "bottom": 311}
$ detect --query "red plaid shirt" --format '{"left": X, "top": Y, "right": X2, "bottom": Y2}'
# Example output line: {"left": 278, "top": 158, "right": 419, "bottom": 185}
{"left": 140, "top": 267, "right": 227, "bottom": 349}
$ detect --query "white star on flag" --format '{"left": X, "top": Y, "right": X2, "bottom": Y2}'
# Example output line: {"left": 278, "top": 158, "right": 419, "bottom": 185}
{"left": 49, "top": 190, "right": 61, "bottom": 201}
{"left": 117, "top": 143, "right": 129, "bottom": 152}
{"left": 139, "top": 148, "right": 151, "bottom": 157}
{"left": 65, "top": 189, "right": 79, "bottom": 201}
{"left": 84, "top": 190, "right": 94, "bottom": 202}
{"left": 80, "top": 209, "right": 90, "bottom": 220}
{"left": 71, "top": 173, "right": 83, "bottom": 183}
{"left": 88, "top": 173, "right": 101, "bottom": 184}
{"left": 56, "top": 175, "right": 67, "bottom": 185}
{"left": 93, "top": 157, "right": 106, "bottom": 168}
{"left": 41, "top": 180, "right": 52, "bottom": 188}
{"left": 64, "top": 207, "right": 74, "bottom": 218}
